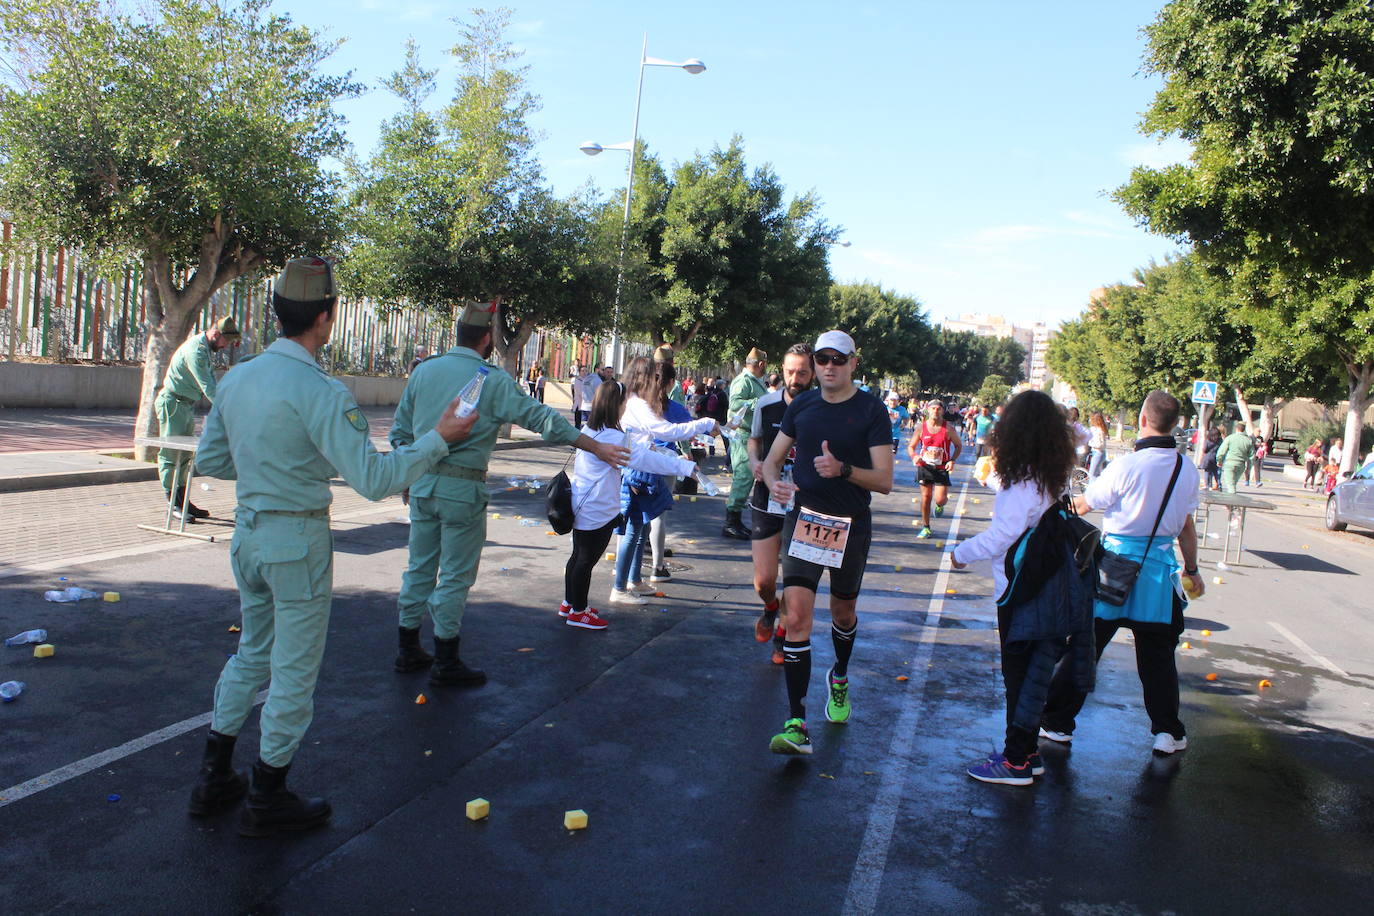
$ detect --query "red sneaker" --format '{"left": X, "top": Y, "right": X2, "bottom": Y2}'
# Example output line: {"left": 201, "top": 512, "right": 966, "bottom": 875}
{"left": 771, "top": 625, "right": 786, "bottom": 664}
{"left": 771, "top": 648, "right": 785, "bottom": 665}
{"left": 558, "top": 601, "right": 572, "bottom": 618}
{"left": 566, "top": 609, "right": 608, "bottom": 630}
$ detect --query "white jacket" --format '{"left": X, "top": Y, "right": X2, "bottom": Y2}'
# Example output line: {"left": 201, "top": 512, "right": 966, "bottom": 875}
{"left": 572, "top": 426, "right": 696, "bottom": 530}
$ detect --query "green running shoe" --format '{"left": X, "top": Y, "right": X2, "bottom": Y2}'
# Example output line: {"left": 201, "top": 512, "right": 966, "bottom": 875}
{"left": 916, "top": 525, "right": 933, "bottom": 539}
{"left": 769, "top": 718, "right": 812, "bottom": 755}
{"left": 934, "top": 503, "right": 945, "bottom": 517}
{"left": 825, "top": 667, "right": 851, "bottom": 723}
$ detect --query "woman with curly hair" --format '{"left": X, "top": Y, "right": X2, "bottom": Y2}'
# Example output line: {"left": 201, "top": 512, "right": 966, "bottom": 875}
{"left": 950, "top": 389, "right": 1078, "bottom": 785}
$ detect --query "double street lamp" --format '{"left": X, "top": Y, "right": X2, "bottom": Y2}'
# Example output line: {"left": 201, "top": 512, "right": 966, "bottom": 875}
{"left": 581, "top": 36, "right": 706, "bottom": 370}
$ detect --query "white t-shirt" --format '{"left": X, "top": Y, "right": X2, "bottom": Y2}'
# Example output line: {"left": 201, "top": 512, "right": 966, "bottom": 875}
{"left": 571, "top": 426, "right": 696, "bottom": 530}
{"left": 1089, "top": 426, "right": 1106, "bottom": 450}
{"left": 1083, "top": 446, "right": 1200, "bottom": 538}
{"left": 621, "top": 395, "right": 716, "bottom": 449}
{"left": 952, "top": 479, "right": 1055, "bottom": 598}
{"left": 1330, "top": 444, "right": 1344, "bottom": 466}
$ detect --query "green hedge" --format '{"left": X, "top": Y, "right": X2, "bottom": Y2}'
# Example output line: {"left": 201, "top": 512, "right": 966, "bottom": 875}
{"left": 1296, "top": 420, "right": 1374, "bottom": 453}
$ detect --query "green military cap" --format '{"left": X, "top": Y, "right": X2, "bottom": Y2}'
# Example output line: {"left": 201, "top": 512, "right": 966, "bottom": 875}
{"left": 274, "top": 257, "right": 338, "bottom": 302}
{"left": 653, "top": 344, "right": 675, "bottom": 363}
{"left": 746, "top": 347, "right": 767, "bottom": 364}
{"left": 215, "top": 316, "right": 241, "bottom": 339}
{"left": 460, "top": 301, "right": 498, "bottom": 328}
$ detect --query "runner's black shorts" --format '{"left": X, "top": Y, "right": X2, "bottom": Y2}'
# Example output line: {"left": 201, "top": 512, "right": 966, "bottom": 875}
{"left": 917, "top": 465, "right": 951, "bottom": 487}
{"left": 780, "top": 507, "right": 872, "bottom": 600}
{"left": 748, "top": 506, "right": 785, "bottom": 540}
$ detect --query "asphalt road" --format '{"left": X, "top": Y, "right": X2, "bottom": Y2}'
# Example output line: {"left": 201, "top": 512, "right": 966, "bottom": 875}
{"left": 0, "top": 445, "right": 1371, "bottom": 914}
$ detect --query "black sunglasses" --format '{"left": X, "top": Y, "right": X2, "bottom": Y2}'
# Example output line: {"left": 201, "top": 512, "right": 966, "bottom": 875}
{"left": 814, "top": 352, "right": 850, "bottom": 366}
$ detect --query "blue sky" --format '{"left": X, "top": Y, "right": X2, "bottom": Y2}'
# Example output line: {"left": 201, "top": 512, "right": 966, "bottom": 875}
{"left": 295, "top": 0, "right": 1190, "bottom": 328}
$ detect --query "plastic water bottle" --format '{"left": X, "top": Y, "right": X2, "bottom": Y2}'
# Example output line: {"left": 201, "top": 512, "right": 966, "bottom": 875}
{"left": 6, "top": 629, "right": 47, "bottom": 647}
{"left": 1, "top": 680, "right": 25, "bottom": 702}
{"left": 695, "top": 470, "right": 721, "bottom": 497}
{"left": 779, "top": 464, "right": 796, "bottom": 512}
{"left": 43, "top": 587, "right": 98, "bottom": 603}
{"left": 455, "top": 366, "right": 490, "bottom": 418}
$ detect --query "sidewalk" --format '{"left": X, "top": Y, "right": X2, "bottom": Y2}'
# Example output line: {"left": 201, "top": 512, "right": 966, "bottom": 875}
{"left": 0, "top": 405, "right": 564, "bottom": 493}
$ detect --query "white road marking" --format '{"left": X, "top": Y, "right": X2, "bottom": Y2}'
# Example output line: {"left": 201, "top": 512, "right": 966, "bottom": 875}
{"left": 843, "top": 476, "right": 973, "bottom": 916}
{"left": 1269, "top": 621, "right": 1348, "bottom": 678}
{"left": 0, "top": 690, "right": 268, "bottom": 809}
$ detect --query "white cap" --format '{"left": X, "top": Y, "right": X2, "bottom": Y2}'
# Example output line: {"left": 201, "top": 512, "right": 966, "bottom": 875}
{"left": 813, "top": 330, "right": 856, "bottom": 355}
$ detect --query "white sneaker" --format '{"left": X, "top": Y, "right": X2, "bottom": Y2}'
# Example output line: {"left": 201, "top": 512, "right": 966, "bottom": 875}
{"left": 609, "top": 587, "right": 647, "bottom": 605}
{"left": 626, "top": 579, "right": 656, "bottom": 593}
{"left": 1152, "top": 733, "right": 1188, "bottom": 755}
{"left": 1038, "top": 727, "right": 1073, "bottom": 744}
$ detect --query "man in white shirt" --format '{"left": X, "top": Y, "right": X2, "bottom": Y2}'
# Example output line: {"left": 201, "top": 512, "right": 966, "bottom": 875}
{"left": 1041, "top": 390, "right": 1205, "bottom": 756}
{"left": 572, "top": 365, "right": 600, "bottom": 427}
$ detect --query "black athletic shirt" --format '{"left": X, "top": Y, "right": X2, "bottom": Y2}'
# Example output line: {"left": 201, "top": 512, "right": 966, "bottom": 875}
{"left": 749, "top": 389, "right": 790, "bottom": 512}
{"left": 779, "top": 387, "right": 890, "bottom": 517}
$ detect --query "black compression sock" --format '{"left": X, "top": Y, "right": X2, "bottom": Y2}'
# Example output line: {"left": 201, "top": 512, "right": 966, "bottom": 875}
{"left": 782, "top": 640, "right": 811, "bottom": 720}
{"left": 831, "top": 620, "right": 857, "bottom": 678}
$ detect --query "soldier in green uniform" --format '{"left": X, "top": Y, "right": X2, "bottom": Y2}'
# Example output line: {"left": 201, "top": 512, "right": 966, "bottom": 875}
{"left": 723, "top": 347, "right": 769, "bottom": 540}
{"left": 155, "top": 316, "right": 240, "bottom": 520}
{"left": 187, "top": 258, "right": 479, "bottom": 837}
{"left": 390, "top": 302, "right": 630, "bottom": 685}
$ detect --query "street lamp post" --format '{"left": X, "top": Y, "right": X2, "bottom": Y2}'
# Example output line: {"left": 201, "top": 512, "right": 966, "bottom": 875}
{"left": 581, "top": 35, "right": 705, "bottom": 371}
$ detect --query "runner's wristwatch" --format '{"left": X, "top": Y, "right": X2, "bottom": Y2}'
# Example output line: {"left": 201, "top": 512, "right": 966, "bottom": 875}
{"left": 840, "top": 462, "right": 853, "bottom": 480}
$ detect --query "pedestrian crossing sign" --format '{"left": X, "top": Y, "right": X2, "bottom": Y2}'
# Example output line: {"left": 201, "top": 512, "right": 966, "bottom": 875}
{"left": 1191, "top": 380, "right": 1217, "bottom": 405}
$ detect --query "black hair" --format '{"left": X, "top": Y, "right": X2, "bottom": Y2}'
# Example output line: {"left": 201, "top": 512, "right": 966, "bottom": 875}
{"left": 273, "top": 293, "right": 336, "bottom": 338}
{"left": 587, "top": 378, "right": 627, "bottom": 432}
{"left": 988, "top": 389, "right": 1075, "bottom": 497}
{"left": 457, "top": 322, "right": 489, "bottom": 350}
{"left": 785, "top": 342, "right": 813, "bottom": 358}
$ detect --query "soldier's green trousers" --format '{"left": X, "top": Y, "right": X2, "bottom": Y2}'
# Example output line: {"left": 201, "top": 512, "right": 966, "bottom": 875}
{"left": 727, "top": 436, "right": 753, "bottom": 513}
{"left": 154, "top": 392, "right": 195, "bottom": 492}
{"left": 398, "top": 483, "right": 490, "bottom": 639}
{"left": 213, "top": 511, "right": 334, "bottom": 767}
{"left": 1220, "top": 462, "right": 1247, "bottom": 494}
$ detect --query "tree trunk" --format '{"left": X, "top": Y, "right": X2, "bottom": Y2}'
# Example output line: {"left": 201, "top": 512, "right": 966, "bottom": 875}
{"left": 1341, "top": 361, "right": 1373, "bottom": 476}
{"left": 1114, "top": 408, "right": 1128, "bottom": 441}
{"left": 133, "top": 287, "right": 202, "bottom": 462}
{"left": 1193, "top": 403, "right": 1212, "bottom": 469}
{"left": 1258, "top": 396, "right": 1275, "bottom": 441}
{"left": 1233, "top": 385, "right": 1255, "bottom": 436}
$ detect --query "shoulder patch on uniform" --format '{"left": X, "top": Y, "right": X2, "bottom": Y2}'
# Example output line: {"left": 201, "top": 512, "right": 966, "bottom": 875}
{"left": 345, "top": 407, "right": 368, "bottom": 432}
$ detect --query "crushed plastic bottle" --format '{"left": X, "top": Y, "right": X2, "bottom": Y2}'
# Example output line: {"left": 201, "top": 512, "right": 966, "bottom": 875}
{"left": 1, "top": 680, "right": 25, "bottom": 702}
{"left": 507, "top": 476, "right": 526, "bottom": 488}
{"left": 518, "top": 518, "right": 540, "bottom": 527}
{"left": 6, "top": 629, "right": 47, "bottom": 647}
{"left": 694, "top": 470, "right": 721, "bottom": 497}
{"left": 455, "top": 366, "right": 490, "bottom": 418}
{"left": 44, "top": 587, "right": 99, "bottom": 603}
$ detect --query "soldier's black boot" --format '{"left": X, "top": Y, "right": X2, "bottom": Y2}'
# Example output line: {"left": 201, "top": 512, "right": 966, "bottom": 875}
{"left": 429, "top": 636, "right": 487, "bottom": 686}
{"left": 721, "top": 509, "right": 751, "bottom": 540}
{"left": 395, "top": 626, "right": 433, "bottom": 673}
{"left": 172, "top": 485, "right": 210, "bottom": 518}
{"left": 187, "top": 730, "right": 247, "bottom": 816}
{"left": 238, "top": 759, "right": 331, "bottom": 837}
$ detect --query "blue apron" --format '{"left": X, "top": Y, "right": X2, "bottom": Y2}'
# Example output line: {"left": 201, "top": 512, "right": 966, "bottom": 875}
{"left": 1094, "top": 533, "right": 1186, "bottom": 625}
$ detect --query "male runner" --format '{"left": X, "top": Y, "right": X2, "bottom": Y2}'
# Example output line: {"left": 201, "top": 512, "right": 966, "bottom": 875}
{"left": 761, "top": 330, "right": 893, "bottom": 755}
{"left": 910, "top": 399, "right": 962, "bottom": 539}
{"left": 747, "top": 343, "right": 814, "bottom": 664}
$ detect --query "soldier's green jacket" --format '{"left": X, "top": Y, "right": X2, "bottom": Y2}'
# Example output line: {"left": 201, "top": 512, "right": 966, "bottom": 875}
{"left": 196, "top": 338, "right": 448, "bottom": 510}
{"left": 728, "top": 369, "right": 769, "bottom": 434}
{"left": 162, "top": 332, "right": 219, "bottom": 403}
{"left": 390, "top": 346, "right": 582, "bottom": 499}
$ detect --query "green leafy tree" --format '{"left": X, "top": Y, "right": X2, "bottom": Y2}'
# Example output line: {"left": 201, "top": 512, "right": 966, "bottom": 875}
{"left": 827, "top": 282, "right": 932, "bottom": 381}
{"left": 1117, "top": 0, "right": 1374, "bottom": 473}
{"left": 345, "top": 10, "right": 615, "bottom": 376}
{"left": 973, "top": 374, "right": 1012, "bottom": 409}
{"left": 982, "top": 336, "right": 1028, "bottom": 386}
{"left": 0, "top": 0, "right": 359, "bottom": 457}
{"left": 922, "top": 328, "right": 988, "bottom": 396}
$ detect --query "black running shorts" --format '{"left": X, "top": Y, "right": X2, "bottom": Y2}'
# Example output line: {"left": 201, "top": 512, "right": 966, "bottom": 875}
{"left": 917, "top": 465, "right": 951, "bottom": 487}
{"left": 780, "top": 508, "right": 872, "bottom": 600}
{"left": 750, "top": 508, "right": 785, "bottom": 541}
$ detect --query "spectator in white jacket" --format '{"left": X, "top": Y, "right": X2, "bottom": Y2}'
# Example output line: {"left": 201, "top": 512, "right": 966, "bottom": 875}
{"left": 560, "top": 380, "right": 701, "bottom": 629}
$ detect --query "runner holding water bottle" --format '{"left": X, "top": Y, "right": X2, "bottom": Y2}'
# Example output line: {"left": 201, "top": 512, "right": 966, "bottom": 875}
{"left": 760, "top": 331, "right": 893, "bottom": 755}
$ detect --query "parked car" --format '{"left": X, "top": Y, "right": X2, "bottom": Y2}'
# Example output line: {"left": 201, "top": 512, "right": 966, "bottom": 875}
{"left": 1325, "top": 459, "right": 1374, "bottom": 533}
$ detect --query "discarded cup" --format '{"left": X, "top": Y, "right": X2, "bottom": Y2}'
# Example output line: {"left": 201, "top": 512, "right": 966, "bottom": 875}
{"left": 5, "top": 629, "right": 47, "bottom": 647}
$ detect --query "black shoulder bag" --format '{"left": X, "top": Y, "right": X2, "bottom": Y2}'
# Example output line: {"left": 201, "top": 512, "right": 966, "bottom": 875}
{"left": 1095, "top": 455, "right": 1183, "bottom": 607}
{"left": 545, "top": 449, "right": 578, "bottom": 535}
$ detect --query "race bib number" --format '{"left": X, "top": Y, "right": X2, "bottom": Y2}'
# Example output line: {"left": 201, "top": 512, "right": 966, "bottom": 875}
{"left": 921, "top": 445, "right": 947, "bottom": 466}
{"left": 787, "top": 508, "right": 852, "bottom": 569}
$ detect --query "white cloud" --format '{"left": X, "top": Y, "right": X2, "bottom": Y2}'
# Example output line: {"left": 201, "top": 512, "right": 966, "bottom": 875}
{"left": 1119, "top": 136, "right": 1193, "bottom": 170}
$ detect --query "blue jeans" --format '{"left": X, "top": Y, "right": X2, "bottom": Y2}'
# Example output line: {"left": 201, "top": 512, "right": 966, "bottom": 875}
{"left": 614, "top": 513, "right": 649, "bottom": 589}
{"left": 1088, "top": 448, "right": 1106, "bottom": 478}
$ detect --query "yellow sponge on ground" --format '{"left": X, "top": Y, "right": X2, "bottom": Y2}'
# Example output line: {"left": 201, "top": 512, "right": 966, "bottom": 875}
{"left": 103, "top": 591, "right": 120, "bottom": 602}
{"left": 466, "top": 798, "right": 490, "bottom": 821}
{"left": 564, "top": 809, "right": 588, "bottom": 830}
{"left": 34, "top": 643, "right": 55, "bottom": 658}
